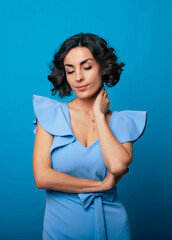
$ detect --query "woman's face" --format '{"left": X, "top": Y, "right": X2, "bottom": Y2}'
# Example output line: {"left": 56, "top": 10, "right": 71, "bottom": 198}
{"left": 63, "top": 47, "right": 103, "bottom": 98}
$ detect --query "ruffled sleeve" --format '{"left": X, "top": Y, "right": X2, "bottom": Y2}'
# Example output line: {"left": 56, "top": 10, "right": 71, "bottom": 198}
{"left": 32, "top": 94, "right": 60, "bottom": 135}
{"left": 113, "top": 110, "right": 147, "bottom": 144}
{"left": 32, "top": 94, "right": 75, "bottom": 158}
{"left": 32, "top": 94, "right": 73, "bottom": 136}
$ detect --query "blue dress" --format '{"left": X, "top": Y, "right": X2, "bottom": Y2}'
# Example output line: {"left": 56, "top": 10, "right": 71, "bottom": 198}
{"left": 32, "top": 94, "right": 147, "bottom": 240}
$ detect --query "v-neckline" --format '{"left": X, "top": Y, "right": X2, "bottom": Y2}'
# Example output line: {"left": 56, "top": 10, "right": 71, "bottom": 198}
{"left": 63, "top": 102, "right": 115, "bottom": 150}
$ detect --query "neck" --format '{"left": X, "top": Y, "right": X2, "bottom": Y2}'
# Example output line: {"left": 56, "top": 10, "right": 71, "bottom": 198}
{"left": 73, "top": 95, "right": 97, "bottom": 114}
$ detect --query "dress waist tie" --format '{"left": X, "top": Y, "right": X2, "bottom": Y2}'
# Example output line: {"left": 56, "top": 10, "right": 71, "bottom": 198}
{"left": 78, "top": 186, "right": 117, "bottom": 240}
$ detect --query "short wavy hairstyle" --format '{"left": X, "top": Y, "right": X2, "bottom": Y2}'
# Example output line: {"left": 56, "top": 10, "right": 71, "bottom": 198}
{"left": 48, "top": 33, "right": 125, "bottom": 98}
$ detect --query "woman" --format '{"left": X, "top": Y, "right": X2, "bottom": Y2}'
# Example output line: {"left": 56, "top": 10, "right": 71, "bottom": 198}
{"left": 32, "top": 33, "right": 147, "bottom": 240}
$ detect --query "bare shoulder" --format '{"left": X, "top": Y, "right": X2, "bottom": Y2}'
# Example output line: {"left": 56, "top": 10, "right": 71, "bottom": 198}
{"left": 34, "top": 120, "right": 54, "bottom": 142}
{"left": 33, "top": 120, "right": 54, "bottom": 188}
{"left": 33, "top": 120, "right": 54, "bottom": 164}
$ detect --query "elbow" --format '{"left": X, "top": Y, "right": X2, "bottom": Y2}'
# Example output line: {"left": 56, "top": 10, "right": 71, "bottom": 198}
{"left": 110, "top": 156, "right": 133, "bottom": 175}
{"left": 34, "top": 172, "right": 47, "bottom": 189}
{"left": 34, "top": 167, "right": 54, "bottom": 189}
{"left": 33, "top": 167, "right": 52, "bottom": 189}
{"left": 34, "top": 176, "right": 45, "bottom": 189}
{"left": 110, "top": 165, "right": 126, "bottom": 175}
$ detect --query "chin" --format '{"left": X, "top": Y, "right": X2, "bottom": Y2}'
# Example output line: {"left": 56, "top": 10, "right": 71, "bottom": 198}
{"left": 77, "top": 90, "right": 99, "bottom": 99}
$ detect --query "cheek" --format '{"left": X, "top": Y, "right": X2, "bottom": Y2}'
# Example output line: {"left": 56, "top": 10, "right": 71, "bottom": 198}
{"left": 86, "top": 70, "right": 102, "bottom": 84}
{"left": 66, "top": 76, "right": 73, "bottom": 86}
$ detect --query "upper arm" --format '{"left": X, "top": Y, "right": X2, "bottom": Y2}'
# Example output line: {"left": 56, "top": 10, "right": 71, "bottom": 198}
{"left": 32, "top": 120, "right": 54, "bottom": 186}
{"left": 121, "top": 141, "right": 133, "bottom": 163}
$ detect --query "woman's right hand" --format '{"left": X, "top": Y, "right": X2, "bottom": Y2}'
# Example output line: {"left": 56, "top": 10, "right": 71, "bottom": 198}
{"left": 101, "top": 168, "right": 129, "bottom": 191}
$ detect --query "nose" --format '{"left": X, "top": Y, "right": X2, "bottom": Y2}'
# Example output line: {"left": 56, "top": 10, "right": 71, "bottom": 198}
{"left": 75, "top": 69, "right": 84, "bottom": 82}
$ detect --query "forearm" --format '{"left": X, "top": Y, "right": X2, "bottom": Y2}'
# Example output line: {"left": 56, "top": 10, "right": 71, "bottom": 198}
{"left": 95, "top": 114, "right": 132, "bottom": 175}
{"left": 35, "top": 168, "right": 104, "bottom": 193}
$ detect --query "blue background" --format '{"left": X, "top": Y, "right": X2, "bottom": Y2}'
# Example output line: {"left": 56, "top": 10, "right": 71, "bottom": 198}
{"left": 0, "top": 0, "right": 171, "bottom": 239}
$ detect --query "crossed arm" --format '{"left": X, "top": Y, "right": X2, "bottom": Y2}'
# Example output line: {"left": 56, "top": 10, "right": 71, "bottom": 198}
{"left": 32, "top": 120, "right": 132, "bottom": 193}
{"left": 95, "top": 112, "right": 133, "bottom": 176}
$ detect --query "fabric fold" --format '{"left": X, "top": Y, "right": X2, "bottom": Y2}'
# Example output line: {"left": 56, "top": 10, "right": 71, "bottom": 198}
{"left": 113, "top": 110, "right": 147, "bottom": 144}
{"left": 32, "top": 94, "right": 76, "bottom": 157}
{"left": 78, "top": 186, "right": 117, "bottom": 240}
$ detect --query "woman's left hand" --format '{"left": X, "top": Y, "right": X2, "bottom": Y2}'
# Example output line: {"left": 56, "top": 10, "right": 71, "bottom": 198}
{"left": 93, "top": 85, "right": 110, "bottom": 116}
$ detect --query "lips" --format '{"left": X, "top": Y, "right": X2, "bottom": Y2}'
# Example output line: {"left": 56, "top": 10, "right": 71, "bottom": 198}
{"left": 76, "top": 84, "right": 89, "bottom": 88}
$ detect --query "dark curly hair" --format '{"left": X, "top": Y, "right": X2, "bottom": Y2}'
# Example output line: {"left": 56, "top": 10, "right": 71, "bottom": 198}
{"left": 48, "top": 33, "right": 125, "bottom": 98}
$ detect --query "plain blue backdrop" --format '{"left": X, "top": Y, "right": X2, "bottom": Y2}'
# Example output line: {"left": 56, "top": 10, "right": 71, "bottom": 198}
{"left": 0, "top": 0, "right": 171, "bottom": 239}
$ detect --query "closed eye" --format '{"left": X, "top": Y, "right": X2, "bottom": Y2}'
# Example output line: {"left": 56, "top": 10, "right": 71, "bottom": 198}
{"left": 84, "top": 66, "right": 92, "bottom": 70}
{"left": 67, "top": 71, "right": 74, "bottom": 74}
{"left": 67, "top": 66, "right": 92, "bottom": 74}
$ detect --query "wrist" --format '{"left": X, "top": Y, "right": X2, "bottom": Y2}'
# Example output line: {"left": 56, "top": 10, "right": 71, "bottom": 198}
{"left": 94, "top": 112, "right": 105, "bottom": 121}
{"left": 99, "top": 179, "right": 110, "bottom": 192}
{"left": 99, "top": 180, "right": 105, "bottom": 192}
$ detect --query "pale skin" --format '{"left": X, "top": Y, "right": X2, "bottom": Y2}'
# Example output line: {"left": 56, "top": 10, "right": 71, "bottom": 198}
{"left": 32, "top": 47, "right": 132, "bottom": 193}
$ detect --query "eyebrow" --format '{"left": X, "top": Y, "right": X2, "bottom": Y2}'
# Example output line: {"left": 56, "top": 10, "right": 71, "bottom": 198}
{"left": 64, "top": 58, "right": 94, "bottom": 67}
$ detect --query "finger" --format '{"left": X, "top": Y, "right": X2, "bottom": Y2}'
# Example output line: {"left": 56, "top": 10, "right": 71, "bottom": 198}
{"left": 103, "top": 89, "right": 107, "bottom": 98}
{"left": 106, "top": 94, "right": 111, "bottom": 106}
{"left": 102, "top": 88, "right": 106, "bottom": 96}
{"left": 105, "top": 91, "right": 109, "bottom": 100}
{"left": 101, "top": 85, "right": 105, "bottom": 91}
